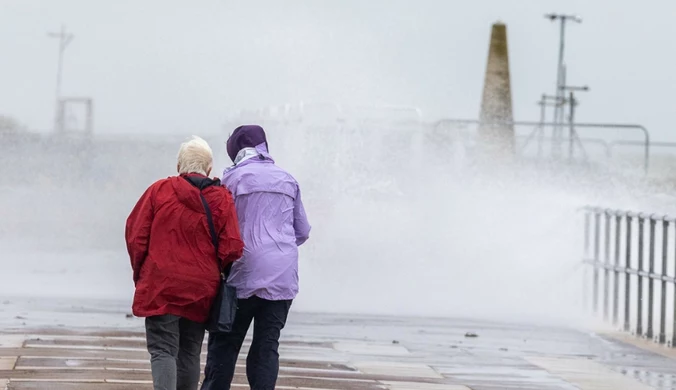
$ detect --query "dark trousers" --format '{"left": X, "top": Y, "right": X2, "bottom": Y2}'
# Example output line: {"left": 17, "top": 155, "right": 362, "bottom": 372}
{"left": 201, "top": 296, "right": 292, "bottom": 390}
{"left": 145, "top": 315, "right": 206, "bottom": 390}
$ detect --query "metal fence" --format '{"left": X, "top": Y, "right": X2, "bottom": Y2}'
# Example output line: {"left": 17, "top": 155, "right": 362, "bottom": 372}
{"left": 583, "top": 207, "right": 676, "bottom": 345}
{"left": 434, "top": 119, "right": 651, "bottom": 172}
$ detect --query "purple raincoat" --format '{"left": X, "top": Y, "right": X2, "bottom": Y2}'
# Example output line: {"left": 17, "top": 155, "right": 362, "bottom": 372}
{"left": 221, "top": 142, "right": 311, "bottom": 300}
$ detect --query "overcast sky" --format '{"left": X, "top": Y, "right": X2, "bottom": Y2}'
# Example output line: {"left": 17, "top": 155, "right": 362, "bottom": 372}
{"left": 1, "top": 0, "right": 675, "bottom": 140}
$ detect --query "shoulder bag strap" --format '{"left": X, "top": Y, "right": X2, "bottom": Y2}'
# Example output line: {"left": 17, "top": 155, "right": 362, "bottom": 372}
{"left": 183, "top": 176, "right": 232, "bottom": 277}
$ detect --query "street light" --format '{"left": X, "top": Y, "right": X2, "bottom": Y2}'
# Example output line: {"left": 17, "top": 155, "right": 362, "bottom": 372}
{"left": 545, "top": 13, "right": 582, "bottom": 23}
{"left": 48, "top": 25, "right": 74, "bottom": 133}
{"left": 544, "top": 13, "right": 582, "bottom": 158}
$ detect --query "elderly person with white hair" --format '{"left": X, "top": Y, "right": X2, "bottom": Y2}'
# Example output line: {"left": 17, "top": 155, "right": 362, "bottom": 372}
{"left": 125, "top": 136, "right": 244, "bottom": 390}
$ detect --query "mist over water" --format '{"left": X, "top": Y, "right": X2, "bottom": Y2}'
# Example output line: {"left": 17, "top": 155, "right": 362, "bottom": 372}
{"left": 288, "top": 128, "right": 586, "bottom": 324}
{"left": 3, "top": 1, "right": 676, "bottom": 331}
{"left": 3, "top": 119, "right": 671, "bottom": 330}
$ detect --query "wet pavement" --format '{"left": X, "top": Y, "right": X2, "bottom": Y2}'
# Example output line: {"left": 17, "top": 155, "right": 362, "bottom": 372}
{"left": 2, "top": 299, "right": 676, "bottom": 389}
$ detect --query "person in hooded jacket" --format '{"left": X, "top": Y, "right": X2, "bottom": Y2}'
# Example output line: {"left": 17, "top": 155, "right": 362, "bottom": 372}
{"left": 201, "top": 125, "right": 311, "bottom": 390}
{"left": 125, "top": 136, "right": 244, "bottom": 390}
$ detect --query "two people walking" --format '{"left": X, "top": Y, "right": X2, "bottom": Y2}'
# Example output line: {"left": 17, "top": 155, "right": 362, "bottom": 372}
{"left": 125, "top": 125, "right": 311, "bottom": 390}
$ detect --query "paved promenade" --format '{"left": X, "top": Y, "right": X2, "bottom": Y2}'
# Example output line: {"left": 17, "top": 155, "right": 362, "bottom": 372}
{"left": 2, "top": 299, "right": 676, "bottom": 389}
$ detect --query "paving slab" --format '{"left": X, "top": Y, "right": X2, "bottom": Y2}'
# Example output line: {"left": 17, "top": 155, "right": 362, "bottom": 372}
{"left": 353, "top": 362, "right": 443, "bottom": 379}
{"left": 382, "top": 382, "right": 471, "bottom": 390}
{"left": 527, "top": 356, "right": 655, "bottom": 390}
{"left": 0, "top": 358, "right": 16, "bottom": 371}
{"left": 4, "top": 302, "right": 676, "bottom": 389}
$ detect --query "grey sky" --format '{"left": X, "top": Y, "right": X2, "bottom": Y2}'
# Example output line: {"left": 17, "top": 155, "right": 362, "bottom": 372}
{"left": 1, "top": 0, "right": 675, "bottom": 140}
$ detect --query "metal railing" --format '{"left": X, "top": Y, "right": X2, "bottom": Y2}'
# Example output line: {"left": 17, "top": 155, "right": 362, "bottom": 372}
{"left": 433, "top": 119, "right": 651, "bottom": 172}
{"left": 583, "top": 207, "right": 676, "bottom": 345}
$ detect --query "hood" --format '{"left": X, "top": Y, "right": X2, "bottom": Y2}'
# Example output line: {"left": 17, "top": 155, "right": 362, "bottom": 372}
{"left": 172, "top": 174, "right": 221, "bottom": 213}
{"left": 233, "top": 142, "right": 273, "bottom": 163}
{"left": 222, "top": 142, "right": 274, "bottom": 177}
{"left": 226, "top": 124, "right": 268, "bottom": 162}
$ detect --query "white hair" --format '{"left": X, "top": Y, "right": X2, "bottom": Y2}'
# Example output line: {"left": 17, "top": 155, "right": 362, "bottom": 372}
{"left": 177, "top": 136, "right": 213, "bottom": 176}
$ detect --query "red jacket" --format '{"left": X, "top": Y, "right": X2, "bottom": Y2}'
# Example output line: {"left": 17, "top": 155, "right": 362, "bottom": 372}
{"left": 125, "top": 174, "right": 243, "bottom": 323}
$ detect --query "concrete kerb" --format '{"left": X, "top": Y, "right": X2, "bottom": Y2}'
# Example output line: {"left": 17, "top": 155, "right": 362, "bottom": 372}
{"left": 599, "top": 331, "right": 676, "bottom": 360}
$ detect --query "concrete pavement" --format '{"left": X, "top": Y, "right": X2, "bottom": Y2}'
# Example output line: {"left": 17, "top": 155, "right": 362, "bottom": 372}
{"left": 2, "top": 300, "right": 676, "bottom": 389}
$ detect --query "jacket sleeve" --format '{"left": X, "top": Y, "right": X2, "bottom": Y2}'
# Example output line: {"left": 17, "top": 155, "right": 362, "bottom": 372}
{"left": 125, "top": 183, "right": 156, "bottom": 283}
{"left": 293, "top": 186, "right": 311, "bottom": 246}
{"left": 218, "top": 190, "right": 244, "bottom": 268}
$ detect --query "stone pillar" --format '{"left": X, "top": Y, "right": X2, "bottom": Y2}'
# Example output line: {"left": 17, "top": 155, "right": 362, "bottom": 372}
{"left": 479, "top": 22, "right": 514, "bottom": 154}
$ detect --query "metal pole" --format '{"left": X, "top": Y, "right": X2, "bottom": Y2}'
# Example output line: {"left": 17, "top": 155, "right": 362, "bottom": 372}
{"left": 48, "top": 25, "right": 73, "bottom": 133}
{"left": 604, "top": 211, "right": 611, "bottom": 321}
{"left": 58, "top": 100, "right": 66, "bottom": 132}
{"left": 55, "top": 26, "right": 66, "bottom": 133}
{"left": 86, "top": 99, "right": 94, "bottom": 135}
{"left": 647, "top": 218, "right": 656, "bottom": 339}
{"left": 593, "top": 211, "right": 601, "bottom": 314}
{"left": 624, "top": 215, "right": 632, "bottom": 332}
{"left": 55, "top": 26, "right": 65, "bottom": 133}
{"left": 613, "top": 213, "right": 622, "bottom": 326}
{"left": 659, "top": 218, "right": 669, "bottom": 344}
{"left": 583, "top": 210, "right": 591, "bottom": 309}
{"left": 538, "top": 96, "right": 546, "bottom": 159}
{"left": 555, "top": 19, "right": 566, "bottom": 142}
{"left": 568, "top": 91, "right": 576, "bottom": 161}
{"left": 558, "top": 62, "right": 567, "bottom": 141}
{"left": 672, "top": 221, "right": 676, "bottom": 347}
{"left": 56, "top": 26, "right": 64, "bottom": 99}
{"left": 637, "top": 216, "right": 645, "bottom": 336}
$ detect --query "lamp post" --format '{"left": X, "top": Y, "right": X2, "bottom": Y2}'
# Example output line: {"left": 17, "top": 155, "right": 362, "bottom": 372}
{"left": 544, "top": 13, "right": 582, "bottom": 157}
{"left": 48, "top": 25, "right": 74, "bottom": 133}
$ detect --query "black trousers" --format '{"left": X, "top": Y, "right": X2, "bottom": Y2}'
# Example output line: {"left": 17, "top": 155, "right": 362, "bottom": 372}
{"left": 201, "top": 296, "right": 292, "bottom": 390}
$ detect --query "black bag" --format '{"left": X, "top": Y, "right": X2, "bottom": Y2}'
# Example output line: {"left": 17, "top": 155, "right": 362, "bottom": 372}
{"left": 184, "top": 176, "right": 238, "bottom": 333}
